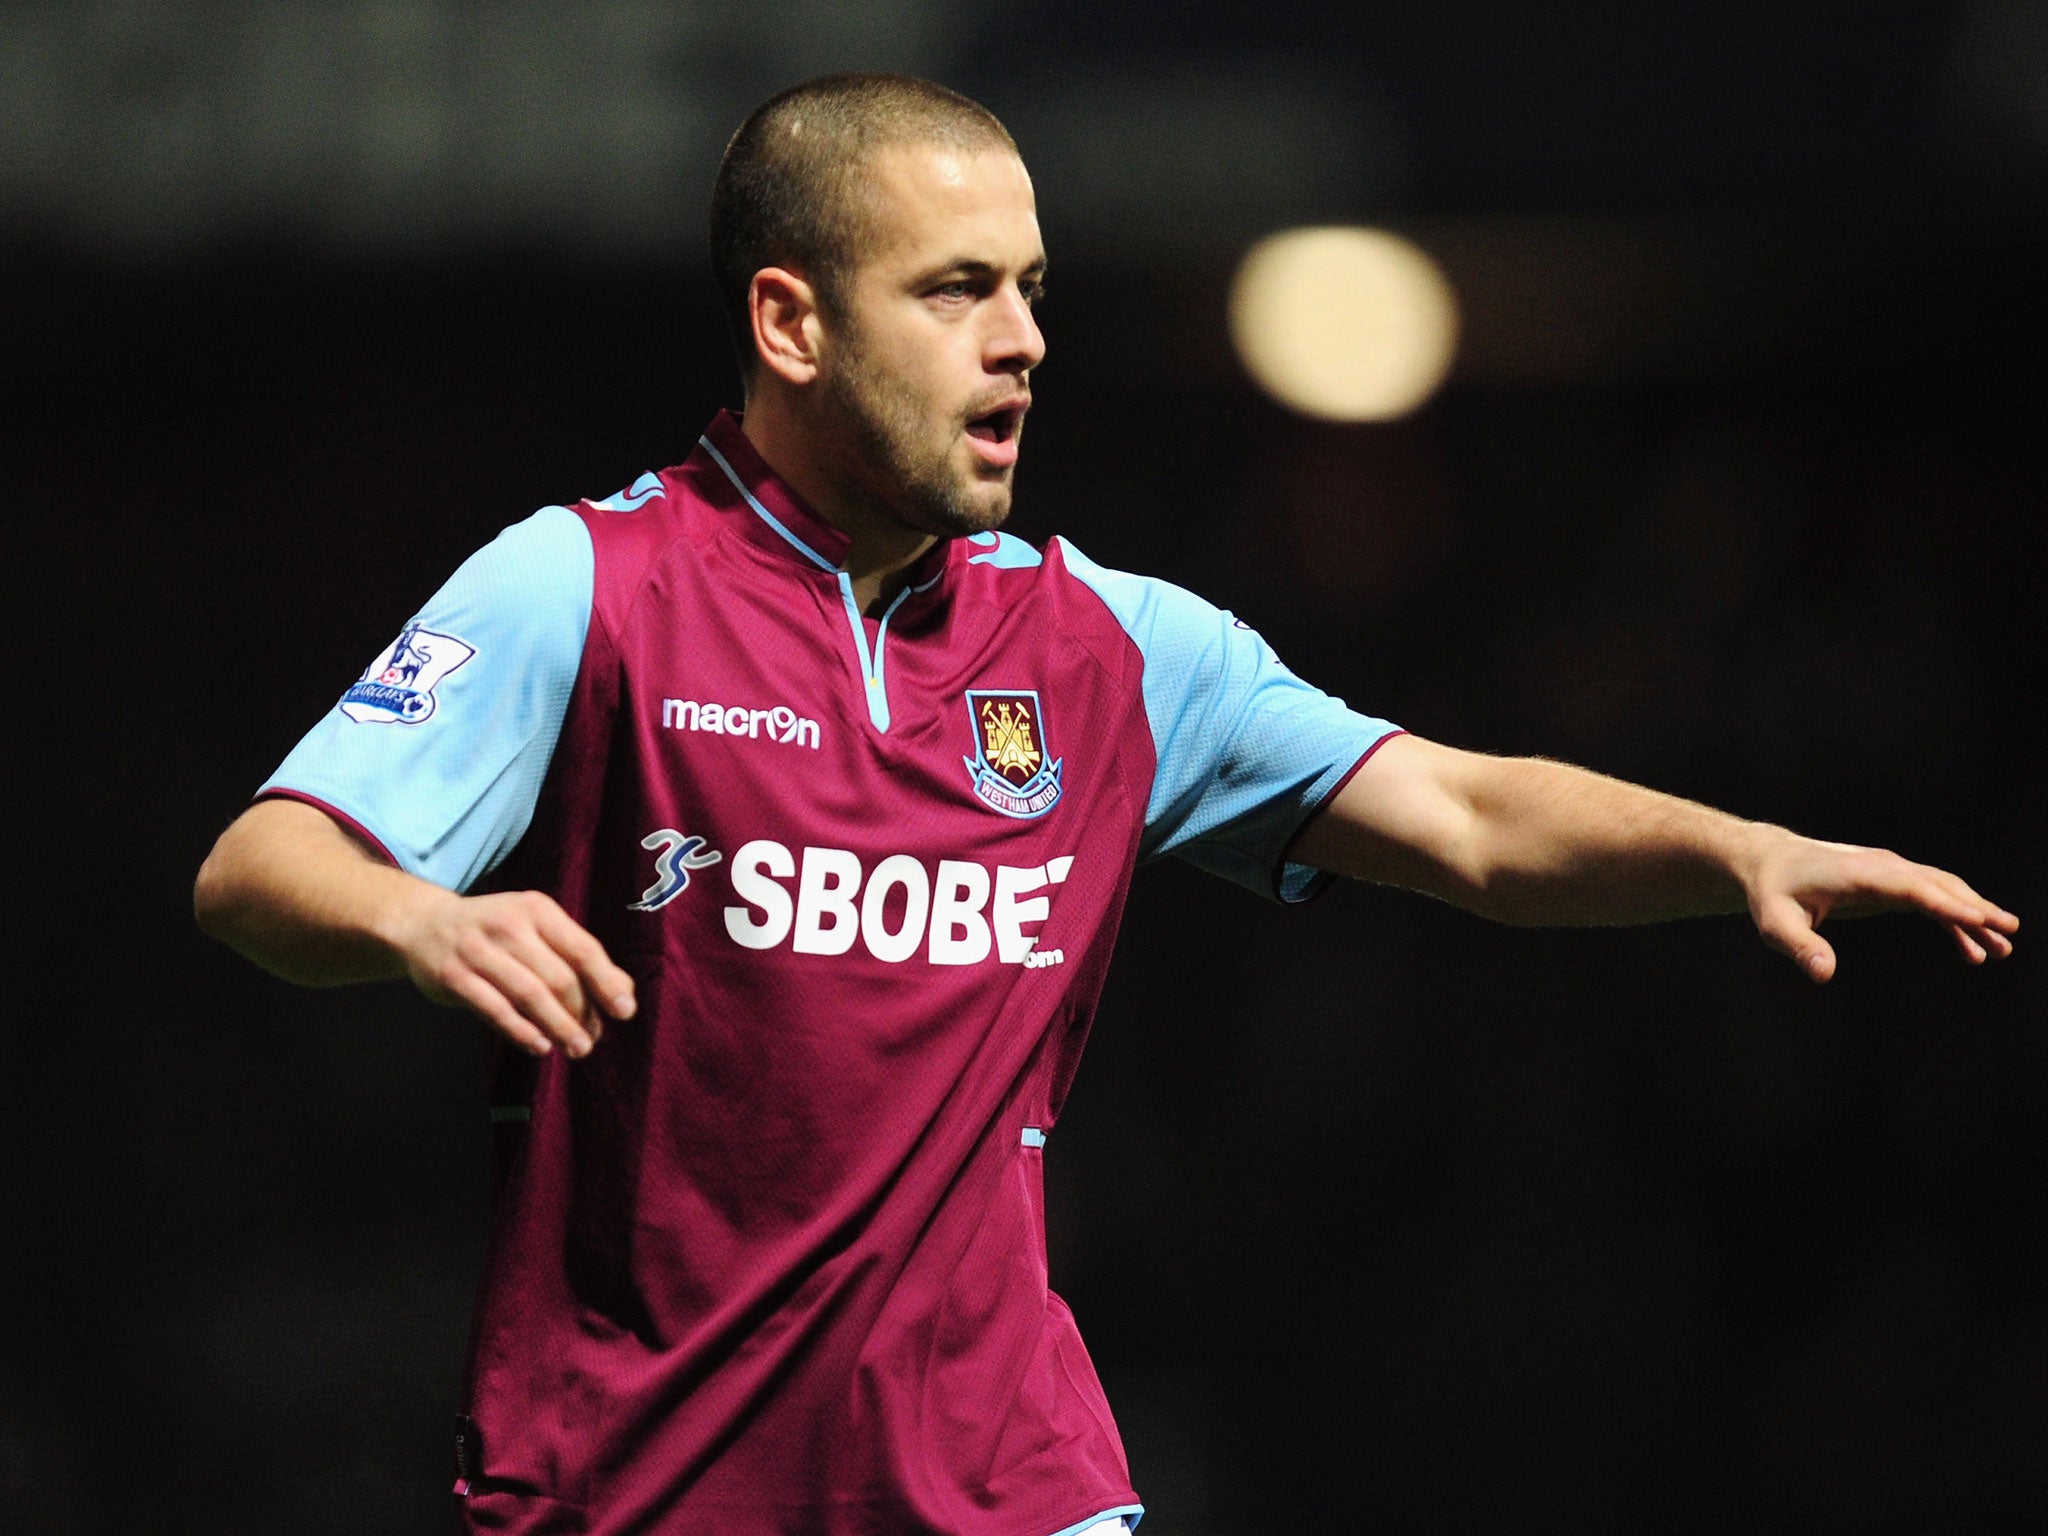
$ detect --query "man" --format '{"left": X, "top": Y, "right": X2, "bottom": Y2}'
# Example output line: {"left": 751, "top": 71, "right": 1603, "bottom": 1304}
{"left": 194, "top": 74, "right": 2015, "bottom": 1536}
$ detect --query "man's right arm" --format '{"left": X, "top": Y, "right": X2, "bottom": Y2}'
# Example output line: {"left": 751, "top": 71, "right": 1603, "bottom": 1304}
{"left": 193, "top": 501, "right": 620, "bottom": 1057}
{"left": 195, "top": 797, "right": 632, "bottom": 1057}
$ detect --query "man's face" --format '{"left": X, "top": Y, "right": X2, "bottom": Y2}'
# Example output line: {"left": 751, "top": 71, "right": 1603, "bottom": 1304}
{"left": 814, "top": 143, "right": 1047, "bottom": 540}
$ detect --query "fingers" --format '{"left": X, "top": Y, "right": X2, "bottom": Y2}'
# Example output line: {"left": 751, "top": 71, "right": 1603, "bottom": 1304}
{"left": 1868, "top": 863, "right": 2018, "bottom": 965}
{"left": 1764, "top": 842, "right": 2018, "bottom": 976}
{"left": 1947, "top": 918, "right": 2016, "bottom": 965}
{"left": 439, "top": 965, "right": 558, "bottom": 1058}
{"left": 534, "top": 902, "right": 638, "bottom": 1021}
{"left": 492, "top": 923, "right": 601, "bottom": 1054}
{"left": 407, "top": 891, "right": 635, "bottom": 1058}
{"left": 1752, "top": 891, "right": 1838, "bottom": 984}
{"left": 1904, "top": 869, "right": 2018, "bottom": 937}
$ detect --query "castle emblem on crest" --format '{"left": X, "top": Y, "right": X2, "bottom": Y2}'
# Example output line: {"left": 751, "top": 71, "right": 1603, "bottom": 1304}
{"left": 339, "top": 621, "right": 476, "bottom": 724}
{"left": 962, "top": 689, "right": 1063, "bottom": 818}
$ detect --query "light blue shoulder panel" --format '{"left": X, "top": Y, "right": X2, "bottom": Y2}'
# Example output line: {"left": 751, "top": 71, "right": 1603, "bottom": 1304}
{"left": 966, "top": 529, "right": 1045, "bottom": 568}
{"left": 1056, "top": 537, "right": 1398, "bottom": 902}
{"left": 259, "top": 504, "right": 595, "bottom": 893}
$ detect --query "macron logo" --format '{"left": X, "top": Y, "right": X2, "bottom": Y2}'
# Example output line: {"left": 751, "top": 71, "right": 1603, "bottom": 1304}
{"left": 663, "top": 698, "right": 820, "bottom": 750}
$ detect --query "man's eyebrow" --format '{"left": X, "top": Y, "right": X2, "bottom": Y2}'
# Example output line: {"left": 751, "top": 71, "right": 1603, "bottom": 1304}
{"left": 916, "top": 256, "right": 1050, "bottom": 283}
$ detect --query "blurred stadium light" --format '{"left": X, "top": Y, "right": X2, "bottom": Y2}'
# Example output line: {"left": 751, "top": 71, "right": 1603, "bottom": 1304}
{"left": 1229, "top": 227, "right": 1458, "bottom": 420}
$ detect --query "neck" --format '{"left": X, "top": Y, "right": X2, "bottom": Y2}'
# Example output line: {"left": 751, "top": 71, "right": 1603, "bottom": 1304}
{"left": 739, "top": 390, "right": 939, "bottom": 615}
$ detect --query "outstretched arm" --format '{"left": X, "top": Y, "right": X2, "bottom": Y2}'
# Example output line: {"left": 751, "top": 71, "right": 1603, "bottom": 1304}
{"left": 195, "top": 798, "right": 635, "bottom": 1055}
{"left": 1291, "top": 735, "right": 2017, "bottom": 981}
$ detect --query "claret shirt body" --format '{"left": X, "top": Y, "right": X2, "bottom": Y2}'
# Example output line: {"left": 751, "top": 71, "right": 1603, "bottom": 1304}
{"left": 262, "top": 412, "right": 1400, "bottom": 1536}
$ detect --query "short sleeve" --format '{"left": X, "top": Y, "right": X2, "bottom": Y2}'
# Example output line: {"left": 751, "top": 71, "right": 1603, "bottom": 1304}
{"left": 1057, "top": 538, "right": 1401, "bottom": 902}
{"left": 258, "top": 505, "right": 594, "bottom": 893}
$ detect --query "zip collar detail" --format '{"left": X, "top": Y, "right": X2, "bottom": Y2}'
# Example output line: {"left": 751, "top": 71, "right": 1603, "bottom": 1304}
{"left": 695, "top": 410, "right": 954, "bottom": 734}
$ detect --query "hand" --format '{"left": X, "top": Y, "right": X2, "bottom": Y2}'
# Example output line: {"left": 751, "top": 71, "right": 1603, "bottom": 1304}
{"left": 1743, "top": 829, "right": 2018, "bottom": 983}
{"left": 394, "top": 888, "right": 638, "bottom": 1056}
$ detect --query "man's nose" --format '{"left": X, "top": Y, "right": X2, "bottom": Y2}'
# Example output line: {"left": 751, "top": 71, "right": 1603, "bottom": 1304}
{"left": 986, "top": 286, "right": 1046, "bottom": 374}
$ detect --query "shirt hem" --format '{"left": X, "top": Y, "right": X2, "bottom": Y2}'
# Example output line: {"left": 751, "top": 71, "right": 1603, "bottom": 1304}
{"left": 1271, "top": 727, "right": 1410, "bottom": 904}
{"left": 253, "top": 786, "right": 402, "bottom": 869}
{"left": 1042, "top": 1498, "right": 1145, "bottom": 1536}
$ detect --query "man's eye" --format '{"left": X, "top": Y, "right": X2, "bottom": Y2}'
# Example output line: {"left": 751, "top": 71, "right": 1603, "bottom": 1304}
{"left": 932, "top": 281, "right": 972, "bottom": 300}
{"left": 1020, "top": 280, "right": 1047, "bottom": 306}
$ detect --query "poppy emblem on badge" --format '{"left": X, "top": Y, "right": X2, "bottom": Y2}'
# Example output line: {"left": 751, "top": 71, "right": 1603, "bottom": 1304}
{"left": 962, "top": 689, "right": 1063, "bottom": 818}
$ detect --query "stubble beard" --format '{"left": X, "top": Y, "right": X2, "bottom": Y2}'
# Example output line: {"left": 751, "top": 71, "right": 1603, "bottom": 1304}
{"left": 821, "top": 332, "right": 1013, "bottom": 541}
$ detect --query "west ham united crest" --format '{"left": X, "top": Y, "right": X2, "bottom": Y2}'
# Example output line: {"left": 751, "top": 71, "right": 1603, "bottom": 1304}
{"left": 962, "top": 689, "right": 1063, "bottom": 818}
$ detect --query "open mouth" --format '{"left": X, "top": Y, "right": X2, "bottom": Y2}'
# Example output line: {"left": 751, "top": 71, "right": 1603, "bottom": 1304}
{"left": 965, "top": 402, "right": 1026, "bottom": 446}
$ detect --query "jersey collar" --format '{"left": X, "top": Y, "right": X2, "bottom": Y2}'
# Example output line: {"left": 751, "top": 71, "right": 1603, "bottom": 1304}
{"left": 695, "top": 409, "right": 852, "bottom": 572}
{"left": 693, "top": 410, "right": 953, "bottom": 595}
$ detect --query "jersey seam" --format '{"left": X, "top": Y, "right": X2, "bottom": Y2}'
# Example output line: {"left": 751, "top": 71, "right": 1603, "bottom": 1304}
{"left": 1042, "top": 541, "right": 1149, "bottom": 708}
{"left": 1056, "top": 541, "right": 1268, "bottom": 862}
{"left": 1040, "top": 549, "right": 1159, "bottom": 862}
{"left": 600, "top": 518, "right": 703, "bottom": 667}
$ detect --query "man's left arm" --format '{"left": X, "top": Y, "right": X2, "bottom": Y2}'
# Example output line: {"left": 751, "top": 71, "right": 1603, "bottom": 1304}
{"left": 1291, "top": 734, "right": 2018, "bottom": 982}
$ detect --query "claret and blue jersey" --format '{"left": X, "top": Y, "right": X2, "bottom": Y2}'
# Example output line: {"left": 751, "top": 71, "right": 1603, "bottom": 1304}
{"left": 261, "top": 410, "right": 1400, "bottom": 1536}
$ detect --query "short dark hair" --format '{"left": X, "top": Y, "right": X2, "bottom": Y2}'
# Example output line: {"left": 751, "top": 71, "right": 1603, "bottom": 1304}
{"left": 709, "top": 74, "right": 1018, "bottom": 385}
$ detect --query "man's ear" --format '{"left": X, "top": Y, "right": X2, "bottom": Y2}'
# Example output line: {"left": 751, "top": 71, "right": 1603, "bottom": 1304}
{"left": 749, "top": 268, "right": 824, "bottom": 387}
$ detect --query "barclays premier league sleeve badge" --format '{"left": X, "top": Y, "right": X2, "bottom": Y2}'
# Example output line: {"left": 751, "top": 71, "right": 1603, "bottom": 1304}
{"left": 339, "top": 621, "right": 476, "bottom": 724}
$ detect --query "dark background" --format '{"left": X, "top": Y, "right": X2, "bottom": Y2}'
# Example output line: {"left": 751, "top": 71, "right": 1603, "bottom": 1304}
{"left": 3, "top": 3, "right": 2042, "bottom": 1532}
